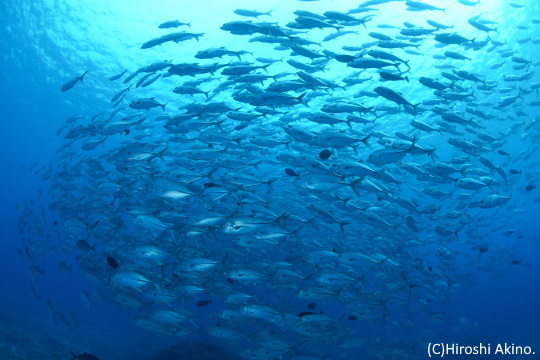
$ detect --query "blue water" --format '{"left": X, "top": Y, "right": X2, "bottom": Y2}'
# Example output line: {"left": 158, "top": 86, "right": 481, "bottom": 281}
{"left": 1, "top": 0, "right": 540, "bottom": 359}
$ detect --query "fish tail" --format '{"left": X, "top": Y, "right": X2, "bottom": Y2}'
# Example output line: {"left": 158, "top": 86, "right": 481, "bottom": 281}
{"left": 284, "top": 140, "right": 292, "bottom": 150}
{"left": 71, "top": 352, "right": 77, "bottom": 360}
{"left": 155, "top": 147, "right": 168, "bottom": 163}
{"left": 342, "top": 197, "right": 351, "bottom": 209}
{"left": 207, "top": 91, "right": 216, "bottom": 101}
{"left": 88, "top": 220, "right": 100, "bottom": 238}
{"left": 454, "top": 226, "right": 463, "bottom": 240}
{"left": 409, "top": 134, "right": 417, "bottom": 151}
{"left": 361, "top": 134, "right": 371, "bottom": 148}
{"left": 266, "top": 177, "right": 279, "bottom": 191}
{"left": 297, "top": 91, "right": 310, "bottom": 107}
{"left": 291, "top": 225, "right": 303, "bottom": 240}
{"left": 252, "top": 159, "right": 264, "bottom": 171}
{"left": 216, "top": 119, "right": 226, "bottom": 131}
{"left": 404, "top": 59, "right": 411, "bottom": 69}
{"left": 221, "top": 252, "right": 229, "bottom": 269}
{"left": 339, "top": 222, "right": 349, "bottom": 233}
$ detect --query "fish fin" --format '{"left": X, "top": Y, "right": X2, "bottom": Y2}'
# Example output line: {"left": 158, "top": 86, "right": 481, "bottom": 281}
{"left": 454, "top": 226, "right": 464, "bottom": 240}
{"left": 221, "top": 252, "right": 229, "bottom": 271}
{"left": 427, "top": 148, "right": 437, "bottom": 161}
{"left": 342, "top": 197, "right": 351, "bottom": 210}
{"left": 154, "top": 147, "right": 168, "bottom": 163}
{"left": 349, "top": 178, "right": 364, "bottom": 197}
{"left": 216, "top": 119, "right": 226, "bottom": 131}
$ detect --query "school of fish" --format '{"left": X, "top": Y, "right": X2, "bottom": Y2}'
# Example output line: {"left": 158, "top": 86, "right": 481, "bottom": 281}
{"left": 17, "top": 0, "right": 540, "bottom": 358}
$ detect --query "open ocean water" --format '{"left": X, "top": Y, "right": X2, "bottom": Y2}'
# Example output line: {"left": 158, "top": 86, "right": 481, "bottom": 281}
{"left": 1, "top": 0, "right": 539, "bottom": 359}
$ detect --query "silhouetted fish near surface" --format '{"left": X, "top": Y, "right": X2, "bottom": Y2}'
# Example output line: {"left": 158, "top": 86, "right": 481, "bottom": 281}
{"left": 61, "top": 71, "right": 88, "bottom": 92}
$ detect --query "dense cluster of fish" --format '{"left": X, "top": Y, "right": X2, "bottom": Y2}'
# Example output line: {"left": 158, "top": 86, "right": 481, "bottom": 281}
{"left": 17, "top": 0, "right": 540, "bottom": 358}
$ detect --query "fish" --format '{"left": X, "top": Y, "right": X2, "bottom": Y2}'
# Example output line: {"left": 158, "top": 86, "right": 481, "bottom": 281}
{"left": 61, "top": 71, "right": 88, "bottom": 92}
{"left": 434, "top": 33, "right": 475, "bottom": 45}
{"left": 405, "top": 0, "right": 445, "bottom": 12}
{"left": 158, "top": 20, "right": 192, "bottom": 29}
{"left": 129, "top": 98, "right": 166, "bottom": 111}
{"left": 234, "top": 9, "right": 272, "bottom": 18}
{"left": 374, "top": 86, "right": 419, "bottom": 109}
{"left": 109, "top": 69, "right": 128, "bottom": 81}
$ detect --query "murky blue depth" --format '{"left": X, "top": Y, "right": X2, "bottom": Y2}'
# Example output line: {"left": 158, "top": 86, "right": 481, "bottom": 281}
{"left": 1, "top": 0, "right": 540, "bottom": 359}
